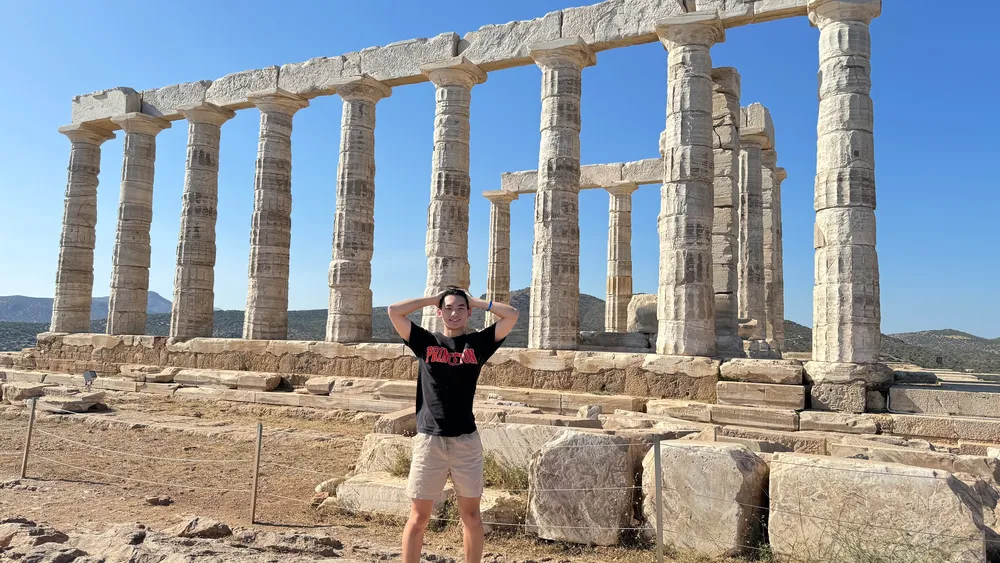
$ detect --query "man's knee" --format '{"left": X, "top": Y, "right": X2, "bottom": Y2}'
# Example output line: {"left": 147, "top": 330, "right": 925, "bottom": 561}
{"left": 407, "top": 501, "right": 435, "bottom": 530}
{"left": 458, "top": 505, "right": 482, "bottom": 527}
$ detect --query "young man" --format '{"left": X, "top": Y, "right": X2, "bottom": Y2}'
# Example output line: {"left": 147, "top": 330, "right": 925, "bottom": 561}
{"left": 387, "top": 287, "right": 518, "bottom": 563}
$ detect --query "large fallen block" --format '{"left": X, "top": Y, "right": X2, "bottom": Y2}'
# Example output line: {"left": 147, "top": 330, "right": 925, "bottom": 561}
{"left": 890, "top": 385, "right": 1000, "bottom": 419}
{"left": 528, "top": 432, "right": 632, "bottom": 546}
{"left": 886, "top": 414, "right": 1000, "bottom": 443}
{"left": 709, "top": 404, "right": 800, "bottom": 431}
{"left": 374, "top": 408, "right": 416, "bottom": 436}
{"left": 717, "top": 426, "right": 827, "bottom": 455}
{"left": 716, "top": 381, "right": 806, "bottom": 410}
{"left": 1, "top": 382, "right": 52, "bottom": 404}
{"left": 769, "top": 453, "right": 986, "bottom": 563}
{"left": 37, "top": 391, "right": 105, "bottom": 413}
{"left": 335, "top": 472, "right": 452, "bottom": 519}
{"left": 642, "top": 443, "right": 768, "bottom": 558}
{"left": 720, "top": 358, "right": 803, "bottom": 384}
{"left": 478, "top": 423, "right": 572, "bottom": 471}
{"left": 830, "top": 443, "right": 1000, "bottom": 483}
{"left": 798, "top": 411, "right": 880, "bottom": 434}
{"left": 646, "top": 399, "right": 712, "bottom": 423}
{"left": 355, "top": 434, "right": 412, "bottom": 475}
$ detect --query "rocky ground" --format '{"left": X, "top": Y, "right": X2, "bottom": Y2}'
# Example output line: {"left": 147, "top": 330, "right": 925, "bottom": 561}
{"left": 0, "top": 393, "right": 735, "bottom": 562}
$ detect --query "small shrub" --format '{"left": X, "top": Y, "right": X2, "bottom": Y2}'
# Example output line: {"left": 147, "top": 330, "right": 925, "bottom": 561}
{"left": 388, "top": 452, "right": 411, "bottom": 478}
{"left": 482, "top": 453, "right": 528, "bottom": 493}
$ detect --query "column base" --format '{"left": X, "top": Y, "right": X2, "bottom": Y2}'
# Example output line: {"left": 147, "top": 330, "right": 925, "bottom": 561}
{"left": 803, "top": 361, "right": 893, "bottom": 414}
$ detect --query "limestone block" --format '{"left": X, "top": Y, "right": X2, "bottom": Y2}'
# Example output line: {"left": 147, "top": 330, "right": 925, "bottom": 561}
{"left": 37, "top": 392, "right": 105, "bottom": 413}
{"left": 894, "top": 370, "right": 939, "bottom": 385}
{"left": 136, "top": 382, "right": 180, "bottom": 396}
{"left": 626, "top": 294, "right": 657, "bottom": 333}
{"left": 1, "top": 383, "right": 50, "bottom": 404}
{"left": 740, "top": 102, "right": 774, "bottom": 148}
{"left": 830, "top": 443, "right": 1000, "bottom": 483}
{"left": 6, "top": 370, "right": 47, "bottom": 383}
{"left": 499, "top": 170, "right": 537, "bottom": 194}
{"left": 140, "top": 81, "right": 211, "bottom": 119}
{"left": 237, "top": 373, "right": 281, "bottom": 391}
{"left": 890, "top": 386, "right": 1000, "bottom": 418}
{"left": 459, "top": 10, "right": 562, "bottom": 71}
{"left": 331, "top": 377, "right": 388, "bottom": 395}
{"left": 578, "top": 405, "right": 602, "bottom": 419}
{"left": 642, "top": 443, "right": 768, "bottom": 557}
{"left": 354, "top": 434, "right": 413, "bottom": 475}
{"left": 798, "top": 411, "right": 879, "bottom": 434}
{"left": 710, "top": 405, "right": 799, "bottom": 431}
{"left": 717, "top": 426, "right": 827, "bottom": 455}
{"left": 621, "top": 158, "right": 662, "bottom": 184}
{"left": 641, "top": 355, "right": 721, "bottom": 379}
{"left": 94, "top": 378, "right": 138, "bottom": 392}
{"left": 305, "top": 376, "right": 336, "bottom": 395}
{"left": 478, "top": 422, "right": 572, "bottom": 471}
{"left": 205, "top": 67, "right": 279, "bottom": 110}
{"left": 579, "top": 331, "right": 650, "bottom": 349}
{"left": 71, "top": 87, "right": 140, "bottom": 126}
{"left": 646, "top": 399, "right": 713, "bottom": 423}
{"left": 254, "top": 392, "right": 301, "bottom": 407}
{"left": 717, "top": 382, "right": 806, "bottom": 410}
{"left": 336, "top": 472, "right": 453, "bottom": 516}
{"left": 958, "top": 442, "right": 994, "bottom": 457}
{"left": 562, "top": 0, "right": 687, "bottom": 49}
{"left": 360, "top": 33, "right": 458, "bottom": 86}
{"left": 505, "top": 413, "right": 603, "bottom": 428}
{"left": 481, "top": 490, "right": 527, "bottom": 534}
{"left": 720, "top": 358, "right": 803, "bottom": 384}
{"left": 374, "top": 408, "right": 417, "bottom": 436}
{"left": 753, "top": 0, "right": 809, "bottom": 23}
{"left": 769, "top": 453, "right": 986, "bottom": 563}
{"left": 528, "top": 432, "right": 632, "bottom": 545}
{"left": 43, "top": 373, "right": 85, "bottom": 386}
{"left": 579, "top": 163, "right": 623, "bottom": 188}
{"left": 810, "top": 381, "right": 866, "bottom": 413}
{"left": 887, "top": 414, "right": 1000, "bottom": 443}
{"left": 171, "top": 369, "right": 280, "bottom": 391}
{"left": 278, "top": 56, "right": 356, "bottom": 98}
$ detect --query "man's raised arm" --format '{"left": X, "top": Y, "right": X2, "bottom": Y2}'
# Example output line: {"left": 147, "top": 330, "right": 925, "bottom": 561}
{"left": 386, "top": 294, "right": 439, "bottom": 342}
{"left": 467, "top": 293, "right": 519, "bottom": 342}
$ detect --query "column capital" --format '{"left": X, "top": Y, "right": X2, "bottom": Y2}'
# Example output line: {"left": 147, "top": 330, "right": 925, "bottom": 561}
{"left": 761, "top": 148, "right": 778, "bottom": 168}
{"left": 740, "top": 103, "right": 774, "bottom": 150}
{"left": 58, "top": 122, "right": 115, "bottom": 145}
{"left": 335, "top": 75, "right": 392, "bottom": 103}
{"left": 605, "top": 182, "right": 639, "bottom": 197}
{"left": 776, "top": 168, "right": 788, "bottom": 183}
{"left": 528, "top": 37, "right": 596, "bottom": 70}
{"left": 111, "top": 112, "right": 170, "bottom": 136}
{"left": 247, "top": 88, "right": 309, "bottom": 114}
{"left": 422, "top": 56, "right": 487, "bottom": 89}
{"left": 178, "top": 103, "right": 236, "bottom": 127}
{"left": 808, "top": 0, "right": 881, "bottom": 27}
{"left": 656, "top": 11, "right": 725, "bottom": 49}
{"left": 483, "top": 189, "right": 518, "bottom": 205}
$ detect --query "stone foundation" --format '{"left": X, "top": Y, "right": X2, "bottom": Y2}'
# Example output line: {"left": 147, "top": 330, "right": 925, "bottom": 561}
{"left": 25, "top": 333, "right": 719, "bottom": 401}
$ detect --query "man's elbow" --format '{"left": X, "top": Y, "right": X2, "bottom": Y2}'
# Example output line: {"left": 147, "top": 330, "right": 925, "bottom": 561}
{"left": 387, "top": 304, "right": 399, "bottom": 317}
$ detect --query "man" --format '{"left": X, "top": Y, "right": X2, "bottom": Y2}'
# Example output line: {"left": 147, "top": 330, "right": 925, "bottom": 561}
{"left": 387, "top": 287, "right": 518, "bottom": 563}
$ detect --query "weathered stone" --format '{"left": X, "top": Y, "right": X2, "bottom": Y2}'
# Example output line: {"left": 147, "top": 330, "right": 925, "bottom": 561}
{"left": 528, "top": 432, "right": 632, "bottom": 546}
{"left": 305, "top": 376, "right": 336, "bottom": 395}
{"left": 354, "top": 433, "right": 412, "bottom": 475}
{"left": 604, "top": 183, "right": 639, "bottom": 333}
{"left": 484, "top": 191, "right": 518, "bottom": 327}
{"left": 646, "top": 399, "right": 713, "bottom": 423}
{"left": 278, "top": 56, "right": 357, "bottom": 98}
{"left": 339, "top": 472, "right": 453, "bottom": 516}
{"left": 172, "top": 369, "right": 280, "bottom": 391}
{"left": 738, "top": 129, "right": 767, "bottom": 344}
{"left": 642, "top": 443, "right": 768, "bottom": 557}
{"left": 374, "top": 408, "right": 417, "bottom": 436}
{"left": 769, "top": 453, "right": 985, "bottom": 562}
{"left": 360, "top": 33, "right": 459, "bottom": 86}
{"left": 890, "top": 385, "right": 1000, "bottom": 418}
{"left": 71, "top": 87, "right": 140, "bottom": 126}
{"left": 717, "top": 426, "right": 827, "bottom": 455}
{"left": 830, "top": 442, "right": 1000, "bottom": 483}
{"left": 805, "top": 361, "right": 892, "bottom": 413}
{"left": 626, "top": 293, "right": 657, "bottom": 334}
{"left": 562, "top": 0, "right": 687, "bottom": 50}
{"left": 481, "top": 490, "right": 526, "bottom": 534}
{"left": 720, "top": 358, "right": 802, "bottom": 384}
{"left": 578, "top": 405, "right": 602, "bottom": 419}
{"left": 478, "top": 422, "right": 572, "bottom": 472}
{"left": 205, "top": 67, "right": 279, "bottom": 110}
{"left": 460, "top": 10, "right": 562, "bottom": 71}
{"left": 140, "top": 81, "right": 212, "bottom": 120}
{"left": 1, "top": 383, "right": 50, "bottom": 404}
{"left": 710, "top": 404, "right": 799, "bottom": 431}
{"left": 711, "top": 66, "right": 742, "bottom": 358}
{"left": 798, "top": 411, "right": 879, "bottom": 434}
{"left": 579, "top": 331, "right": 649, "bottom": 349}
{"left": 895, "top": 370, "right": 939, "bottom": 385}
{"left": 505, "top": 413, "right": 603, "bottom": 428}
{"left": 887, "top": 414, "right": 1000, "bottom": 443}
{"left": 168, "top": 516, "right": 232, "bottom": 539}
{"left": 37, "top": 391, "right": 105, "bottom": 413}
{"left": 717, "top": 381, "right": 806, "bottom": 410}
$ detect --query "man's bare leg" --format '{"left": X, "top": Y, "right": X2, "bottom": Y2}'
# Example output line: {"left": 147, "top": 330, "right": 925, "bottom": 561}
{"left": 402, "top": 499, "right": 435, "bottom": 563}
{"left": 457, "top": 495, "right": 484, "bottom": 563}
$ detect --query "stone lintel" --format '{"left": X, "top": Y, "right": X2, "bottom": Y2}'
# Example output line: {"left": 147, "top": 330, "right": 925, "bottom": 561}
{"left": 71, "top": 87, "right": 140, "bottom": 128}
{"left": 421, "top": 56, "right": 487, "bottom": 88}
{"left": 177, "top": 103, "right": 236, "bottom": 126}
{"left": 500, "top": 158, "right": 660, "bottom": 195}
{"left": 247, "top": 88, "right": 309, "bottom": 114}
{"left": 141, "top": 80, "right": 212, "bottom": 120}
{"left": 110, "top": 112, "right": 171, "bottom": 136}
{"left": 527, "top": 37, "right": 597, "bottom": 69}
{"left": 655, "top": 11, "right": 726, "bottom": 47}
{"left": 58, "top": 122, "right": 116, "bottom": 144}
{"left": 808, "top": 0, "right": 881, "bottom": 27}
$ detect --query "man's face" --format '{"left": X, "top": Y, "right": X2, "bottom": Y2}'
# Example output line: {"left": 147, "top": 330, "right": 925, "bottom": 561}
{"left": 438, "top": 295, "right": 470, "bottom": 330}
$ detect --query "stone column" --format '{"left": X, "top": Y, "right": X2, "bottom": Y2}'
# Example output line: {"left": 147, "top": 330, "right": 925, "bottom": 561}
{"left": 419, "top": 58, "right": 487, "bottom": 332}
{"left": 762, "top": 148, "right": 782, "bottom": 356}
{"left": 710, "top": 67, "right": 742, "bottom": 357}
{"left": 738, "top": 103, "right": 773, "bottom": 357}
{"left": 484, "top": 190, "right": 517, "bottom": 327}
{"left": 106, "top": 113, "right": 170, "bottom": 336}
{"left": 526, "top": 38, "right": 595, "bottom": 350}
{"left": 773, "top": 167, "right": 788, "bottom": 353}
{"left": 605, "top": 183, "right": 638, "bottom": 333}
{"left": 655, "top": 13, "right": 724, "bottom": 357}
{"left": 325, "top": 77, "right": 391, "bottom": 343}
{"left": 805, "top": 0, "right": 888, "bottom": 413}
{"left": 50, "top": 124, "right": 115, "bottom": 333}
{"left": 243, "top": 89, "right": 308, "bottom": 340}
{"left": 169, "top": 103, "right": 235, "bottom": 339}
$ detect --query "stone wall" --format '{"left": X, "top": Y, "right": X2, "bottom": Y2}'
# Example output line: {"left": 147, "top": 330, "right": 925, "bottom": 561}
{"left": 24, "top": 333, "right": 719, "bottom": 401}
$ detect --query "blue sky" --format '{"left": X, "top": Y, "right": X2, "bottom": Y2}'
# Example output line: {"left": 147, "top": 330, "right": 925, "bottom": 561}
{"left": 0, "top": 0, "right": 997, "bottom": 338}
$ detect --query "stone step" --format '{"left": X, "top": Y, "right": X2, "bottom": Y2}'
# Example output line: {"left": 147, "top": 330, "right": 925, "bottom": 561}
{"left": 889, "top": 385, "right": 1000, "bottom": 418}
{"left": 378, "top": 380, "right": 645, "bottom": 414}
{"left": 716, "top": 381, "right": 806, "bottom": 410}
{"left": 715, "top": 426, "right": 827, "bottom": 455}
{"left": 719, "top": 358, "right": 803, "bottom": 384}
{"left": 885, "top": 413, "right": 1000, "bottom": 443}
{"left": 646, "top": 399, "right": 800, "bottom": 432}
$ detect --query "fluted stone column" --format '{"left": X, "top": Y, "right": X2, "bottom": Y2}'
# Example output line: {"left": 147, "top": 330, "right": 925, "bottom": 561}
{"left": 809, "top": 0, "right": 881, "bottom": 364}
{"left": 527, "top": 38, "right": 595, "bottom": 350}
{"left": 711, "top": 67, "right": 742, "bottom": 357}
{"left": 419, "top": 58, "right": 486, "bottom": 332}
{"left": 605, "top": 183, "right": 638, "bottom": 333}
{"left": 762, "top": 148, "right": 783, "bottom": 356}
{"left": 773, "top": 167, "right": 788, "bottom": 353}
{"left": 243, "top": 89, "right": 308, "bottom": 340}
{"left": 655, "top": 13, "right": 724, "bottom": 357}
{"left": 106, "top": 113, "right": 170, "bottom": 336}
{"left": 169, "top": 103, "right": 235, "bottom": 339}
{"left": 484, "top": 190, "right": 517, "bottom": 327}
{"left": 326, "top": 77, "right": 391, "bottom": 343}
{"left": 50, "top": 124, "right": 115, "bottom": 333}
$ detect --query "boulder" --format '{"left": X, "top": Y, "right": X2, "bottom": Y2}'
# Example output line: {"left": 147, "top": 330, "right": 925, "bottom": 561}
{"left": 305, "top": 376, "right": 336, "bottom": 395}
{"left": 1, "top": 383, "right": 50, "bottom": 404}
{"left": 167, "top": 516, "right": 232, "bottom": 539}
{"left": 642, "top": 443, "right": 768, "bottom": 557}
{"left": 37, "top": 391, "right": 105, "bottom": 413}
{"left": 374, "top": 408, "right": 416, "bottom": 436}
{"left": 336, "top": 472, "right": 452, "bottom": 518}
{"left": 354, "top": 433, "right": 412, "bottom": 475}
{"left": 479, "top": 423, "right": 570, "bottom": 471}
{"left": 769, "top": 453, "right": 986, "bottom": 562}
{"left": 626, "top": 294, "right": 657, "bottom": 334}
{"left": 527, "top": 432, "right": 632, "bottom": 546}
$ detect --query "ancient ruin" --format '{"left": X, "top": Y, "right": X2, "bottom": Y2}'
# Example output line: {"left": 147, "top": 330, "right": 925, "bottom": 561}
{"left": 14, "top": 1, "right": 1000, "bottom": 561}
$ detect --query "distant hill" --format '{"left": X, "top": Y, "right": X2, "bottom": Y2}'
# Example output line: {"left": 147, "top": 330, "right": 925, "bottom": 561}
{"left": 0, "top": 292, "right": 172, "bottom": 323}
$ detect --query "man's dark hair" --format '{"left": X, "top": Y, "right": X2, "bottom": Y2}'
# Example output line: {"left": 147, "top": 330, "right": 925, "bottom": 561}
{"left": 439, "top": 287, "right": 469, "bottom": 309}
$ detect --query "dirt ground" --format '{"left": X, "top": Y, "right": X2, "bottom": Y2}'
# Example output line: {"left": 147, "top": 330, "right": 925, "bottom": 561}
{"left": 0, "top": 392, "right": 750, "bottom": 563}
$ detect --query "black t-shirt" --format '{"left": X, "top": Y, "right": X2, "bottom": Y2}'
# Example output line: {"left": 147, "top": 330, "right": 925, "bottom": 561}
{"left": 403, "top": 322, "right": 505, "bottom": 437}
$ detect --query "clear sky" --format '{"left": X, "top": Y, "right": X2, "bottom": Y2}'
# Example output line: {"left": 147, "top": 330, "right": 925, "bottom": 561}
{"left": 0, "top": 0, "right": 997, "bottom": 338}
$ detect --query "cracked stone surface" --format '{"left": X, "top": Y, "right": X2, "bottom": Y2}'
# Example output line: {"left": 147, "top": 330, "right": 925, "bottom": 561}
{"left": 326, "top": 78, "right": 391, "bottom": 343}
{"left": 711, "top": 67, "right": 742, "bottom": 357}
{"left": 107, "top": 113, "right": 171, "bottom": 336}
{"left": 50, "top": 124, "right": 115, "bottom": 333}
{"left": 170, "top": 104, "right": 235, "bottom": 339}
{"left": 738, "top": 106, "right": 769, "bottom": 343}
{"left": 605, "top": 183, "right": 638, "bottom": 333}
{"left": 762, "top": 149, "right": 784, "bottom": 354}
{"left": 243, "top": 90, "right": 308, "bottom": 341}
{"left": 484, "top": 190, "right": 518, "bottom": 327}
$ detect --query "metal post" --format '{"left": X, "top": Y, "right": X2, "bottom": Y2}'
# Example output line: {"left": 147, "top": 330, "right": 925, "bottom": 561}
{"left": 654, "top": 438, "right": 664, "bottom": 563}
{"left": 19, "top": 398, "right": 37, "bottom": 479}
{"left": 250, "top": 422, "right": 262, "bottom": 524}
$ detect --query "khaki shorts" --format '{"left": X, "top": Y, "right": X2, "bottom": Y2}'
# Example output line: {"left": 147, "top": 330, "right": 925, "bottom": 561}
{"left": 406, "top": 431, "right": 484, "bottom": 500}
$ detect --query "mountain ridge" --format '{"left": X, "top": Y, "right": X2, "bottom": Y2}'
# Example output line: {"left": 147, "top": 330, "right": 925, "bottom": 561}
{"left": 0, "top": 292, "right": 172, "bottom": 323}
